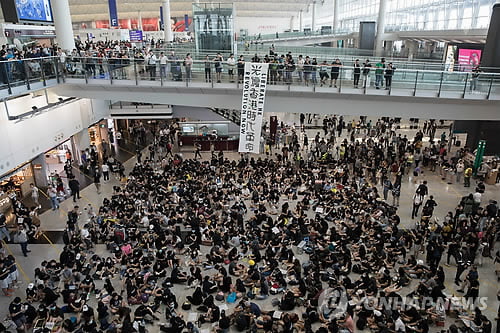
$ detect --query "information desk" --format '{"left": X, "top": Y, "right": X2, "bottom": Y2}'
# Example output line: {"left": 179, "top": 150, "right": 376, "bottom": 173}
{"left": 179, "top": 136, "right": 239, "bottom": 151}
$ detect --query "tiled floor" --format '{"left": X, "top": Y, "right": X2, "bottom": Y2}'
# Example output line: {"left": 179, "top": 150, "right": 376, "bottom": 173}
{"left": 1, "top": 115, "right": 498, "bottom": 332}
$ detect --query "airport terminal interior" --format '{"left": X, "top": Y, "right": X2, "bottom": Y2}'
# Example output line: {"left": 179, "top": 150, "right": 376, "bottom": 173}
{"left": 0, "top": 0, "right": 500, "bottom": 332}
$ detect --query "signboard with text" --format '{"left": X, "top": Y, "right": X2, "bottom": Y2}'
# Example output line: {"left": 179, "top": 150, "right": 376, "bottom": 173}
{"left": 238, "top": 62, "right": 269, "bottom": 153}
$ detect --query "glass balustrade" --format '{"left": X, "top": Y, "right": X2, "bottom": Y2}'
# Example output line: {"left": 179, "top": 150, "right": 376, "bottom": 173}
{"left": 0, "top": 56, "right": 61, "bottom": 96}
{"left": 62, "top": 57, "right": 500, "bottom": 100}
{"left": 0, "top": 55, "right": 498, "bottom": 101}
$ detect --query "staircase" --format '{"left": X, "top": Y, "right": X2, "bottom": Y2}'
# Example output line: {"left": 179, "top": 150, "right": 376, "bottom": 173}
{"left": 209, "top": 108, "right": 241, "bottom": 125}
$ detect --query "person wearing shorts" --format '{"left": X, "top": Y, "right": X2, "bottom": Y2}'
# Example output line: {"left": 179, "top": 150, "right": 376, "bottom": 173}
{"left": 0, "top": 261, "right": 11, "bottom": 296}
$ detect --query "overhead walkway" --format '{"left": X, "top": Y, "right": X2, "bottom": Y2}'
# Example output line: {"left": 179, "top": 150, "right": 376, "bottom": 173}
{"left": 243, "top": 28, "right": 488, "bottom": 46}
{"left": 1, "top": 56, "right": 500, "bottom": 120}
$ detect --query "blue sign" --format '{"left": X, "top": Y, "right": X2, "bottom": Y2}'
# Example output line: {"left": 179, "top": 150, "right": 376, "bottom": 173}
{"left": 184, "top": 14, "right": 189, "bottom": 32}
{"left": 129, "top": 30, "right": 143, "bottom": 42}
{"left": 159, "top": 6, "right": 164, "bottom": 30}
{"left": 15, "top": 0, "right": 53, "bottom": 22}
{"left": 108, "top": 0, "right": 118, "bottom": 27}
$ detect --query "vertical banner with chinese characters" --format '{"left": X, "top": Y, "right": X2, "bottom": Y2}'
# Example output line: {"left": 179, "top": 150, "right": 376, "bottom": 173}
{"left": 238, "top": 62, "right": 269, "bottom": 153}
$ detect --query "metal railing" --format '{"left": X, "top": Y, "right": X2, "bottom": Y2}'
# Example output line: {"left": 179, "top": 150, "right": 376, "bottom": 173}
{"left": 63, "top": 57, "right": 500, "bottom": 100}
{"left": 0, "top": 56, "right": 61, "bottom": 95}
{"left": 0, "top": 55, "right": 499, "bottom": 101}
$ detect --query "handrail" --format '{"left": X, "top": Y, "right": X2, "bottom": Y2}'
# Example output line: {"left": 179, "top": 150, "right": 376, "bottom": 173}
{"left": 63, "top": 56, "right": 500, "bottom": 77}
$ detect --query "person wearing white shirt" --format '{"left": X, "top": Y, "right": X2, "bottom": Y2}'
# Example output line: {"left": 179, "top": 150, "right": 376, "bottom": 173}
{"left": 102, "top": 164, "right": 110, "bottom": 182}
{"left": 227, "top": 54, "right": 236, "bottom": 82}
{"left": 159, "top": 52, "right": 169, "bottom": 79}
{"left": 394, "top": 315, "right": 406, "bottom": 332}
{"left": 146, "top": 51, "right": 157, "bottom": 80}
{"left": 184, "top": 53, "right": 193, "bottom": 81}
{"left": 57, "top": 48, "right": 67, "bottom": 73}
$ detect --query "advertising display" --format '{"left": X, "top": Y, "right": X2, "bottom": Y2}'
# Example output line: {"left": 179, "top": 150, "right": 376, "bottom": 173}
{"left": 108, "top": 0, "right": 118, "bottom": 27}
{"left": 15, "top": 0, "right": 53, "bottom": 22}
{"left": 129, "top": 30, "right": 143, "bottom": 42}
{"left": 458, "top": 49, "right": 482, "bottom": 71}
{"left": 238, "top": 62, "right": 269, "bottom": 154}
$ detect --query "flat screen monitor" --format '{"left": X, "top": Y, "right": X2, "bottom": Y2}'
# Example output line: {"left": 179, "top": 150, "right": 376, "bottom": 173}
{"left": 15, "top": 0, "right": 53, "bottom": 23}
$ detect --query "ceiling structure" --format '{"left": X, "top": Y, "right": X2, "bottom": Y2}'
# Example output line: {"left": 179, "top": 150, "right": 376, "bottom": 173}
{"left": 68, "top": 0, "right": 312, "bottom": 22}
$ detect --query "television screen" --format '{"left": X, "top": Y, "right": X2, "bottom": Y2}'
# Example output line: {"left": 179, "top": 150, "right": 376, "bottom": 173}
{"left": 15, "top": 0, "right": 53, "bottom": 22}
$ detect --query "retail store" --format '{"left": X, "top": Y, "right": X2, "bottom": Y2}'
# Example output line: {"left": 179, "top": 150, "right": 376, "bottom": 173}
{"left": 0, "top": 163, "right": 35, "bottom": 225}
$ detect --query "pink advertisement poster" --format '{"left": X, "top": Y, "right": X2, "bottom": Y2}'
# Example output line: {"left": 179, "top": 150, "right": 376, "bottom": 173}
{"left": 458, "top": 49, "right": 481, "bottom": 70}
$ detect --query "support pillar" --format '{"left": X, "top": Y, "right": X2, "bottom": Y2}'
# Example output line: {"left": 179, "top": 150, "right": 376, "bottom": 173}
{"left": 299, "top": 10, "right": 303, "bottom": 32}
{"left": 32, "top": 154, "right": 49, "bottom": 188}
{"left": 333, "top": 0, "right": 339, "bottom": 33}
{"left": 374, "top": 0, "right": 387, "bottom": 57}
{"left": 72, "top": 129, "right": 91, "bottom": 165}
{"left": 290, "top": 16, "right": 294, "bottom": 31}
{"left": 407, "top": 40, "right": 418, "bottom": 60}
{"left": 311, "top": 2, "right": 316, "bottom": 32}
{"left": 52, "top": 0, "right": 76, "bottom": 51}
{"left": 162, "top": 0, "right": 173, "bottom": 42}
{"left": 138, "top": 10, "right": 143, "bottom": 30}
{"left": 385, "top": 40, "right": 393, "bottom": 57}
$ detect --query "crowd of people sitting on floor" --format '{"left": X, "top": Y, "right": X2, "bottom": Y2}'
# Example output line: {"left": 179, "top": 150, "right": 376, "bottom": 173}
{"left": 1, "top": 117, "right": 499, "bottom": 333}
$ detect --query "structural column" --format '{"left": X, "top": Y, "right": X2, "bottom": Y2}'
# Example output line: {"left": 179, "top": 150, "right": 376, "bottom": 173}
{"left": 138, "top": 10, "right": 143, "bottom": 30}
{"left": 290, "top": 16, "right": 294, "bottom": 31}
{"left": 374, "top": 0, "right": 387, "bottom": 57}
{"left": 162, "top": 0, "right": 173, "bottom": 42}
{"left": 52, "top": 0, "right": 76, "bottom": 51}
{"left": 333, "top": 0, "right": 339, "bottom": 33}
{"left": 299, "top": 10, "right": 303, "bottom": 32}
{"left": 311, "top": 1, "right": 316, "bottom": 32}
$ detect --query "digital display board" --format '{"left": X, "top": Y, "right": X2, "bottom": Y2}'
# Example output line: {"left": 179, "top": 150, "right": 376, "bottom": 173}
{"left": 15, "top": 0, "right": 53, "bottom": 22}
{"left": 1, "top": 0, "right": 54, "bottom": 23}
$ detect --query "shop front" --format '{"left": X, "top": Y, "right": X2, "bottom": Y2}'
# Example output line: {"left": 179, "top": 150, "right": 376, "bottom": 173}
{"left": 0, "top": 163, "right": 35, "bottom": 226}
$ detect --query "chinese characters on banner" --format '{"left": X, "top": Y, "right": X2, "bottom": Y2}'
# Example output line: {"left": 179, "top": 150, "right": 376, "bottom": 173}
{"left": 238, "top": 62, "right": 269, "bottom": 153}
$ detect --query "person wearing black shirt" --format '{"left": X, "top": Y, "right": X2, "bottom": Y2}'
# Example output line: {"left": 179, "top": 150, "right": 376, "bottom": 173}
{"left": 353, "top": 59, "right": 361, "bottom": 88}
{"left": 9, "top": 297, "right": 26, "bottom": 331}
{"left": 67, "top": 206, "right": 79, "bottom": 233}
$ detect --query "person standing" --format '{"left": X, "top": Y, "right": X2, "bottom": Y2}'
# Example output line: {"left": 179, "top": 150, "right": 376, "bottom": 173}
{"left": 455, "top": 159, "right": 465, "bottom": 183}
{"left": 48, "top": 185, "right": 59, "bottom": 210}
{"left": 362, "top": 59, "right": 372, "bottom": 88}
{"left": 384, "top": 63, "right": 394, "bottom": 90}
{"left": 353, "top": 59, "right": 361, "bottom": 88}
{"left": 30, "top": 183, "right": 39, "bottom": 206}
{"left": 227, "top": 54, "right": 236, "bottom": 82}
{"left": 375, "top": 58, "right": 385, "bottom": 89}
{"left": 237, "top": 55, "right": 245, "bottom": 83}
{"left": 102, "top": 163, "right": 110, "bottom": 182}
{"left": 184, "top": 53, "right": 193, "bottom": 81}
{"left": 392, "top": 181, "right": 401, "bottom": 207}
{"left": 411, "top": 193, "right": 423, "bottom": 219}
{"left": 383, "top": 178, "right": 392, "bottom": 201}
{"left": 146, "top": 50, "right": 157, "bottom": 80}
{"left": 213, "top": 53, "right": 223, "bottom": 83}
{"left": 194, "top": 141, "right": 202, "bottom": 160}
{"left": 464, "top": 166, "right": 472, "bottom": 187}
{"left": 68, "top": 176, "right": 81, "bottom": 202}
{"left": 94, "top": 169, "right": 102, "bottom": 194}
{"left": 17, "top": 225, "right": 29, "bottom": 257}
{"left": 204, "top": 55, "right": 212, "bottom": 82}
{"left": 159, "top": 52, "right": 168, "bottom": 79}
{"left": 0, "top": 213, "right": 11, "bottom": 242}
